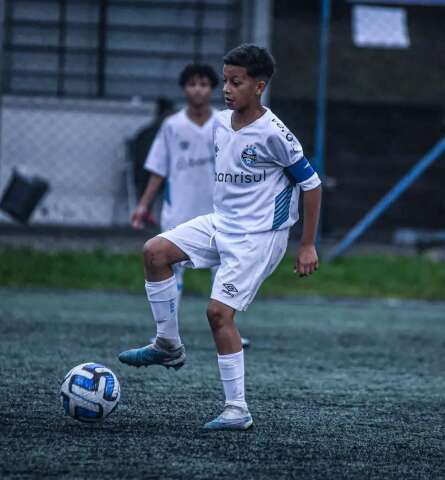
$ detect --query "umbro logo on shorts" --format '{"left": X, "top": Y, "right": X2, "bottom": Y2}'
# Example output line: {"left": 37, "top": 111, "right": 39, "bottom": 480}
{"left": 222, "top": 283, "right": 238, "bottom": 297}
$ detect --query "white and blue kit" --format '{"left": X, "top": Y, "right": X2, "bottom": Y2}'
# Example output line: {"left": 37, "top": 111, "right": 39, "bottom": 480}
{"left": 144, "top": 108, "right": 216, "bottom": 232}
{"left": 212, "top": 108, "right": 320, "bottom": 233}
{"left": 145, "top": 108, "right": 216, "bottom": 292}
{"left": 160, "top": 107, "right": 321, "bottom": 311}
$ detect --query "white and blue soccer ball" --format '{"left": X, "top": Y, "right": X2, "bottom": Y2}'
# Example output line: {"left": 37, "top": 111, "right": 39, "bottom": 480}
{"left": 60, "top": 363, "right": 120, "bottom": 423}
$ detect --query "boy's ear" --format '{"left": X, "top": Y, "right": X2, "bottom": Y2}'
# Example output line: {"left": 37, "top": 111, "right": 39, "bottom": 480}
{"left": 256, "top": 79, "right": 267, "bottom": 96}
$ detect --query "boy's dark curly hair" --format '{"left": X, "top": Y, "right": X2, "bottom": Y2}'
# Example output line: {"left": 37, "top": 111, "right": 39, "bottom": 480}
{"left": 178, "top": 64, "right": 219, "bottom": 88}
{"left": 223, "top": 44, "right": 275, "bottom": 80}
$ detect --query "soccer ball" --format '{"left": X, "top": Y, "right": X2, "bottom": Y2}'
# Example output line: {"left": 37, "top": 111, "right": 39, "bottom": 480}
{"left": 60, "top": 363, "right": 120, "bottom": 423}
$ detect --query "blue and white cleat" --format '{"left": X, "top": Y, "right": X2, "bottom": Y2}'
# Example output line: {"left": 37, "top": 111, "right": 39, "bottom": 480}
{"left": 118, "top": 337, "right": 186, "bottom": 370}
{"left": 203, "top": 403, "right": 253, "bottom": 431}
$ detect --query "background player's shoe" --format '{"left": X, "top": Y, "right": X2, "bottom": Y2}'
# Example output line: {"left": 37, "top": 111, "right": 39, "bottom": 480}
{"left": 118, "top": 337, "right": 185, "bottom": 370}
{"left": 203, "top": 404, "right": 253, "bottom": 431}
{"left": 241, "top": 337, "right": 251, "bottom": 348}
{"left": 149, "top": 336, "right": 251, "bottom": 348}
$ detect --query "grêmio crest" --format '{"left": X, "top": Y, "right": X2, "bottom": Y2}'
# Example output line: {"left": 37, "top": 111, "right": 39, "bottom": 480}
{"left": 241, "top": 145, "right": 257, "bottom": 167}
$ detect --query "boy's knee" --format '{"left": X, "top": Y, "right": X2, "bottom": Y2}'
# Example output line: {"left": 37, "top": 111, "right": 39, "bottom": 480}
{"left": 207, "top": 302, "right": 230, "bottom": 330}
{"left": 143, "top": 237, "right": 169, "bottom": 270}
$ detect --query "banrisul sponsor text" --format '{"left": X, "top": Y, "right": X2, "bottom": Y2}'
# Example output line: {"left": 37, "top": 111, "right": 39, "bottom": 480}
{"left": 214, "top": 170, "right": 267, "bottom": 183}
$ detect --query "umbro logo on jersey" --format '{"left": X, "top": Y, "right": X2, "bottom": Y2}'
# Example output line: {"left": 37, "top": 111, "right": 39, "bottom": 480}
{"left": 180, "top": 140, "right": 189, "bottom": 150}
{"left": 272, "top": 118, "right": 301, "bottom": 154}
{"left": 222, "top": 283, "right": 238, "bottom": 297}
{"left": 272, "top": 118, "right": 286, "bottom": 133}
{"left": 241, "top": 145, "right": 257, "bottom": 167}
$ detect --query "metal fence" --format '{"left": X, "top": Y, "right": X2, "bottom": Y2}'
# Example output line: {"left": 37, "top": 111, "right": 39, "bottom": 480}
{"left": 0, "top": 0, "right": 242, "bottom": 227}
{"left": 0, "top": 96, "right": 157, "bottom": 226}
{"left": 3, "top": 0, "right": 240, "bottom": 100}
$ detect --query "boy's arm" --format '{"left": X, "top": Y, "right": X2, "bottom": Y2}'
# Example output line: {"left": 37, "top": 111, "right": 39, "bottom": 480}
{"left": 295, "top": 185, "right": 322, "bottom": 276}
{"left": 267, "top": 129, "right": 322, "bottom": 275}
{"left": 132, "top": 120, "right": 170, "bottom": 229}
{"left": 131, "top": 173, "right": 164, "bottom": 229}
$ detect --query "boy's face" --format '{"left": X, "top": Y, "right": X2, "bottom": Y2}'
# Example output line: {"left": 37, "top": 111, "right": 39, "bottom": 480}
{"left": 223, "top": 64, "right": 266, "bottom": 111}
{"left": 184, "top": 75, "right": 213, "bottom": 107}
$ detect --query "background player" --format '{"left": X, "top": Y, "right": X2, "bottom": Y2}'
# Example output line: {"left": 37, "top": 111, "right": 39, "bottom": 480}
{"left": 119, "top": 44, "right": 322, "bottom": 431}
{"left": 131, "top": 64, "right": 218, "bottom": 299}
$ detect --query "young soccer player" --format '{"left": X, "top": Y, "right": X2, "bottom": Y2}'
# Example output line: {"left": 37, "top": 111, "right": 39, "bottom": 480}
{"left": 131, "top": 64, "right": 251, "bottom": 347}
{"left": 119, "top": 44, "right": 322, "bottom": 431}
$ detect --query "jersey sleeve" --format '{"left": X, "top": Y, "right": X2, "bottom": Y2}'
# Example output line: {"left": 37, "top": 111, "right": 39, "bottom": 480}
{"left": 268, "top": 129, "right": 321, "bottom": 192}
{"left": 143, "top": 120, "right": 170, "bottom": 177}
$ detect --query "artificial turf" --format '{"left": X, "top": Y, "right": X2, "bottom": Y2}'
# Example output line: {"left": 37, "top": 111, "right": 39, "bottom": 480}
{"left": 0, "top": 288, "right": 444, "bottom": 479}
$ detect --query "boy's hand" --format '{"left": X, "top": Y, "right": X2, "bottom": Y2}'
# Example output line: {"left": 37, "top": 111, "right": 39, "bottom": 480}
{"left": 131, "top": 205, "right": 149, "bottom": 229}
{"left": 294, "top": 244, "right": 319, "bottom": 277}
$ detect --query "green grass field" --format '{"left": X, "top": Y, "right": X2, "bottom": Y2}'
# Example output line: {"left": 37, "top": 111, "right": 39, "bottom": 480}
{"left": 1, "top": 247, "right": 444, "bottom": 300}
{"left": 1, "top": 288, "right": 444, "bottom": 479}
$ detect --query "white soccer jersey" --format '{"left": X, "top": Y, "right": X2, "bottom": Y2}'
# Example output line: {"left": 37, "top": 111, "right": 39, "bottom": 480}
{"left": 144, "top": 108, "right": 216, "bottom": 230}
{"left": 213, "top": 108, "right": 320, "bottom": 234}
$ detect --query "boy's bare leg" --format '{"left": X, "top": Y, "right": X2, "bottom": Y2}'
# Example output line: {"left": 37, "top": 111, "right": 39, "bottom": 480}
{"left": 118, "top": 236, "right": 189, "bottom": 369}
{"left": 204, "top": 299, "right": 252, "bottom": 430}
{"left": 206, "top": 300, "right": 241, "bottom": 354}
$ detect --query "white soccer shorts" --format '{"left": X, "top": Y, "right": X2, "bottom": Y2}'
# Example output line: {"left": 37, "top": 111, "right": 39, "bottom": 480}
{"left": 159, "top": 214, "right": 289, "bottom": 311}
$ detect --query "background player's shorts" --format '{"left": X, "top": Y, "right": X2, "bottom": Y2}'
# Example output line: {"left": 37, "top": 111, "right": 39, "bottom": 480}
{"left": 159, "top": 214, "right": 289, "bottom": 311}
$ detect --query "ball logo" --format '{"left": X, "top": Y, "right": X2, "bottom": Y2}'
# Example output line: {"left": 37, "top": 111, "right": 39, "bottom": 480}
{"left": 241, "top": 145, "right": 257, "bottom": 167}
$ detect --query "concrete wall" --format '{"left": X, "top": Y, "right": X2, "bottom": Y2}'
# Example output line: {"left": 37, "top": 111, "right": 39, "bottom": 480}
{"left": 0, "top": 96, "right": 155, "bottom": 226}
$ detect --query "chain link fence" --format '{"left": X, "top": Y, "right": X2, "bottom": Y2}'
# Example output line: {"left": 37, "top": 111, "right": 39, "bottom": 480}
{"left": 0, "top": 96, "right": 155, "bottom": 226}
{"left": 0, "top": 0, "right": 241, "bottom": 228}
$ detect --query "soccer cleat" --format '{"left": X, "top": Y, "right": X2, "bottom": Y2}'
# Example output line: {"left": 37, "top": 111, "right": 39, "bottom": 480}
{"left": 118, "top": 337, "right": 186, "bottom": 370}
{"left": 203, "top": 404, "right": 253, "bottom": 431}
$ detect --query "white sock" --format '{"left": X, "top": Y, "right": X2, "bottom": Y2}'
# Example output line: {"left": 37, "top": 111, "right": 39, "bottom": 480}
{"left": 172, "top": 264, "right": 185, "bottom": 309}
{"left": 145, "top": 276, "right": 181, "bottom": 348}
{"left": 217, "top": 350, "right": 247, "bottom": 410}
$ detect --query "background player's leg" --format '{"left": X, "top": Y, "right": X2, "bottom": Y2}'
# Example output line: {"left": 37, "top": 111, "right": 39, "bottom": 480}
{"left": 210, "top": 265, "right": 218, "bottom": 284}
